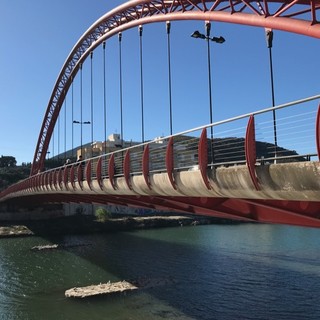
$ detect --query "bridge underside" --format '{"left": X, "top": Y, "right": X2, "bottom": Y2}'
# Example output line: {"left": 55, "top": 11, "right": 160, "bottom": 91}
{"left": 4, "top": 193, "right": 320, "bottom": 228}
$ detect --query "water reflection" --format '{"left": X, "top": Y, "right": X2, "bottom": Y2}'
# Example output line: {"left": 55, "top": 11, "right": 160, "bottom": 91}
{"left": 0, "top": 223, "right": 320, "bottom": 319}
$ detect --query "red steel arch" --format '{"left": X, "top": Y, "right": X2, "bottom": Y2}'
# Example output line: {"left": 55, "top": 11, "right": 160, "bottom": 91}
{"left": 31, "top": 0, "right": 320, "bottom": 175}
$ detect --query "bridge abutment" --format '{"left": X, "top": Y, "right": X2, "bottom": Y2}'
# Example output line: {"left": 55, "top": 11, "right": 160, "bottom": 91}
{"left": 0, "top": 203, "right": 64, "bottom": 221}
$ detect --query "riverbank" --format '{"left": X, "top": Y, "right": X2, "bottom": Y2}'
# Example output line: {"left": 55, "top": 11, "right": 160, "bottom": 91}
{"left": 0, "top": 214, "right": 233, "bottom": 238}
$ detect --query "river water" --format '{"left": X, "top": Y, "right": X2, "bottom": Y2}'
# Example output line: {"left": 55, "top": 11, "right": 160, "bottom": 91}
{"left": 1, "top": 222, "right": 320, "bottom": 320}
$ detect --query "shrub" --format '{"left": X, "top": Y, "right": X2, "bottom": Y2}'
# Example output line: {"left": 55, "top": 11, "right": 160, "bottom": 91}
{"left": 95, "top": 207, "right": 111, "bottom": 222}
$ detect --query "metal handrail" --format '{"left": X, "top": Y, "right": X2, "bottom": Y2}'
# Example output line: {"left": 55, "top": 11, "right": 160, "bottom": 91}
{"left": 1, "top": 94, "right": 319, "bottom": 198}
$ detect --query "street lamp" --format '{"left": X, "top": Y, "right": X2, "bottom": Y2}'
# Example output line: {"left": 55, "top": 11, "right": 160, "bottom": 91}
{"left": 191, "top": 30, "right": 225, "bottom": 44}
{"left": 265, "top": 29, "right": 278, "bottom": 162}
{"left": 73, "top": 120, "right": 91, "bottom": 158}
{"left": 191, "top": 22, "right": 225, "bottom": 163}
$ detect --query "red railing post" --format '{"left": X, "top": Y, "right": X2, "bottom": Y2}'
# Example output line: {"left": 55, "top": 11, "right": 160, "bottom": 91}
{"left": 124, "top": 150, "right": 132, "bottom": 190}
{"left": 142, "top": 145, "right": 152, "bottom": 190}
{"left": 63, "top": 166, "right": 69, "bottom": 190}
{"left": 198, "top": 128, "right": 211, "bottom": 189}
{"left": 108, "top": 153, "right": 116, "bottom": 190}
{"left": 77, "top": 162, "right": 83, "bottom": 190}
{"left": 166, "top": 136, "right": 177, "bottom": 190}
{"left": 96, "top": 157, "right": 103, "bottom": 190}
{"left": 86, "top": 160, "right": 92, "bottom": 190}
{"left": 316, "top": 104, "right": 320, "bottom": 160}
{"left": 245, "top": 115, "right": 260, "bottom": 190}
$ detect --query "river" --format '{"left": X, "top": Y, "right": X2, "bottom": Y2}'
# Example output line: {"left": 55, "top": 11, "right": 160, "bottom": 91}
{"left": 1, "top": 222, "right": 320, "bottom": 319}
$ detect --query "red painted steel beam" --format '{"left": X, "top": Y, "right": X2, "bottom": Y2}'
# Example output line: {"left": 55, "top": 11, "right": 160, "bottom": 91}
{"left": 150, "top": 196, "right": 256, "bottom": 221}
{"left": 241, "top": 198, "right": 320, "bottom": 228}
{"left": 6, "top": 191, "right": 320, "bottom": 227}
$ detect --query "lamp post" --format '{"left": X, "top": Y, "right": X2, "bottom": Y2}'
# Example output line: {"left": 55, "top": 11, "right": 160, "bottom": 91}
{"left": 73, "top": 120, "right": 91, "bottom": 158}
{"left": 166, "top": 21, "right": 173, "bottom": 136}
{"left": 191, "top": 22, "right": 225, "bottom": 163}
{"left": 139, "top": 25, "right": 145, "bottom": 144}
{"left": 266, "top": 29, "right": 278, "bottom": 162}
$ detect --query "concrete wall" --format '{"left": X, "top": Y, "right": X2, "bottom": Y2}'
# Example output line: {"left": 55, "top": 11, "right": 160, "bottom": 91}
{"left": 63, "top": 203, "right": 167, "bottom": 217}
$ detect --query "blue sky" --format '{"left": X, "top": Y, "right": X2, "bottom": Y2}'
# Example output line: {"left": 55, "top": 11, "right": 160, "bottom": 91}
{"left": 1, "top": 0, "right": 320, "bottom": 165}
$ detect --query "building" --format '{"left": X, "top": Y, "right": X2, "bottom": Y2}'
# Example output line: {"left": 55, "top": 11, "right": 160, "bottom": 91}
{"left": 75, "top": 134, "right": 140, "bottom": 160}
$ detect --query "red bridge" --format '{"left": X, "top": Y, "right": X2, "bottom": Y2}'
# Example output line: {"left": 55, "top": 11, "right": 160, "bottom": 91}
{"left": 1, "top": 0, "right": 320, "bottom": 228}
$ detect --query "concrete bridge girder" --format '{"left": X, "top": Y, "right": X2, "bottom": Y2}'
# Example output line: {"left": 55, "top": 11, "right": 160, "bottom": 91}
{"left": 175, "top": 171, "right": 220, "bottom": 197}
{"left": 212, "top": 161, "right": 320, "bottom": 201}
{"left": 6, "top": 161, "right": 320, "bottom": 203}
{"left": 130, "top": 176, "right": 156, "bottom": 196}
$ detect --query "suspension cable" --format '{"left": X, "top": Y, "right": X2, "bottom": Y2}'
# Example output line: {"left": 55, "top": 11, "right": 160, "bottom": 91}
{"left": 58, "top": 109, "right": 60, "bottom": 161}
{"left": 119, "top": 32, "right": 124, "bottom": 146}
{"left": 64, "top": 91, "right": 67, "bottom": 162}
{"left": 90, "top": 51, "right": 94, "bottom": 158}
{"left": 80, "top": 63, "right": 83, "bottom": 157}
{"left": 52, "top": 131, "right": 54, "bottom": 160}
{"left": 103, "top": 41, "right": 107, "bottom": 154}
{"left": 71, "top": 77, "right": 74, "bottom": 160}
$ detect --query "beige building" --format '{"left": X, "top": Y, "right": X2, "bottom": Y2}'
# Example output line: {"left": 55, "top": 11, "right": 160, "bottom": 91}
{"left": 76, "top": 134, "right": 140, "bottom": 160}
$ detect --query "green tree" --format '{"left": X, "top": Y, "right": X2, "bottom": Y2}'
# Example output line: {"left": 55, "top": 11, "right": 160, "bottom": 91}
{"left": 0, "top": 155, "right": 17, "bottom": 168}
{"left": 0, "top": 166, "right": 29, "bottom": 190}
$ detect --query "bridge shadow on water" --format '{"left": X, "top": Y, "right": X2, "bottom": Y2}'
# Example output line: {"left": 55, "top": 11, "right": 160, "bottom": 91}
{"left": 24, "top": 219, "right": 320, "bottom": 320}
